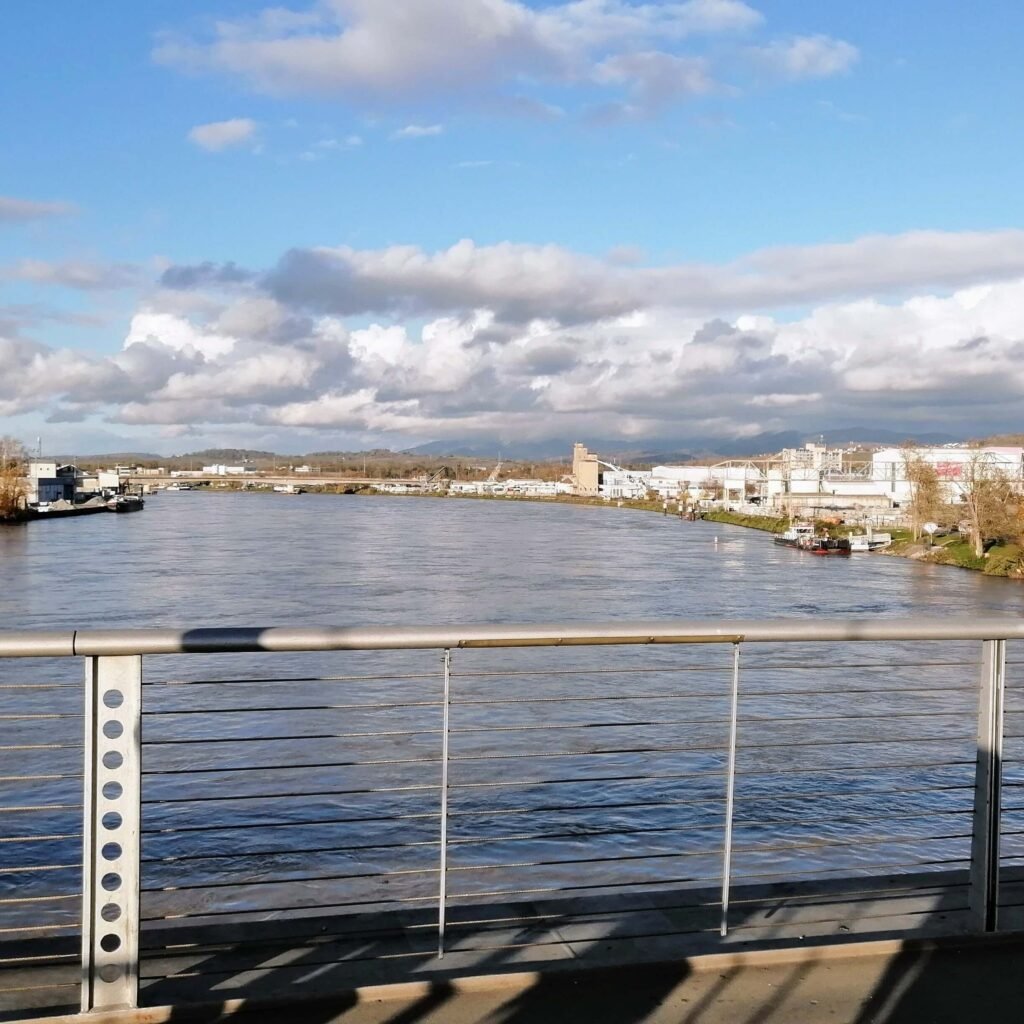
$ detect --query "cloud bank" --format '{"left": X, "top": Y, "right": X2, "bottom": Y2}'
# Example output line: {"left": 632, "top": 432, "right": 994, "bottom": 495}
{"left": 7, "top": 229, "right": 1024, "bottom": 445}
{"left": 173, "top": 230, "right": 1024, "bottom": 322}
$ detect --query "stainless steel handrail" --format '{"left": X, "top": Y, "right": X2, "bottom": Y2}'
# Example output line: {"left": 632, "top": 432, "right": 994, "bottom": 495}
{"left": 0, "top": 618, "right": 1017, "bottom": 1020}
{"left": 0, "top": 615, "right": 1022, "bottom": 657}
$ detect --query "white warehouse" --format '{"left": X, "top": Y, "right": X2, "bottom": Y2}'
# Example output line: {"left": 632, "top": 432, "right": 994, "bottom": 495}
{"left": 871, "top": 446, "right": 1024, "bottom": 505}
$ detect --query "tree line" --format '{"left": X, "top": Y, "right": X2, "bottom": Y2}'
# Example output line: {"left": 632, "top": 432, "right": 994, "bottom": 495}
{"left": 904, "top": 450, "right": 1022, "bottom": 558}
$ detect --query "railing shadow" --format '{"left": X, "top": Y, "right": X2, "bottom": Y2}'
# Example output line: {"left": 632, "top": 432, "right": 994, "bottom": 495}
{"left": 4, "top": 866, "right": 1020, "bottom": 1022}
{"left": 123, "top": 868, "right": 979, "bottom": 1024}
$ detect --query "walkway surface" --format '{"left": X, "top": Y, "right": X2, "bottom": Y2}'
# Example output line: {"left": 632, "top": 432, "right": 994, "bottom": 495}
{"left": 7, "top": 869, "right": 1024, "bottom": 1023}
{"left": 20, "top": 937, "right": 1024, "bottom": 1024}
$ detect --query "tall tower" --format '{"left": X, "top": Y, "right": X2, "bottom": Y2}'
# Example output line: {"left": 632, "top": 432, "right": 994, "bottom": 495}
{"left": 572, "top": 443, "right": 600, "bottom": 496}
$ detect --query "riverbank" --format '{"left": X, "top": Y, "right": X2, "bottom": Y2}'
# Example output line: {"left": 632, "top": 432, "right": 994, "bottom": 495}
{"left": 886, "top": 535, "right": 1024, "bottom": 578}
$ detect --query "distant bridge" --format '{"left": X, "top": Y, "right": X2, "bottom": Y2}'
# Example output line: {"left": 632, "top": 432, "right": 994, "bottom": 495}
{"left": 127, "top": 474, "right": 430, "bottom": 489}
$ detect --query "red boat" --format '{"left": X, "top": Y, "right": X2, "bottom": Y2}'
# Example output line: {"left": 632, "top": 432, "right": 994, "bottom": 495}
{"left": 801, "top": 537, "right": 852, "bottom": 556}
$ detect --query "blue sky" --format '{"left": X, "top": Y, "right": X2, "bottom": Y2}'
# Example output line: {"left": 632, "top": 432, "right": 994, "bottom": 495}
{"left": 2, "top": 1, "right": 1024, "bottom": 454}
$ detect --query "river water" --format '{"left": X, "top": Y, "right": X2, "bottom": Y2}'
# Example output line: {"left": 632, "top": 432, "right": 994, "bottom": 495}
{"left": 3, "top": 493, "right": 1024, "bottom": 939}
{"left": 3, "top": 491, "right": 1023, "bottom": 628}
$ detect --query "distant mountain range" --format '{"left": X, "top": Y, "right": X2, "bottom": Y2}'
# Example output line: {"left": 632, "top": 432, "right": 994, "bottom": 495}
{"left": 403, "top": 428, "right": 959, "bottom": 461}
{"left": 56, "top": 428, "right": 962, "bottom": 465}
{"left": 50, "top": 451, "right": 165, "bottom": 463}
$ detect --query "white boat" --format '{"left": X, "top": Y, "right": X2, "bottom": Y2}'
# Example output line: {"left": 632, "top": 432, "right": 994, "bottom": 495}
{"left": 772, "top": 524, "right": 815, "bottom": 547}
{"left": 273, "top": 484, "right": 305, "bottom": 494}
{"left": 166, "top": 483, "right": 193, "bottom": 492}
{"left": 848, "top": 532, "right": 892, "bottom": 552}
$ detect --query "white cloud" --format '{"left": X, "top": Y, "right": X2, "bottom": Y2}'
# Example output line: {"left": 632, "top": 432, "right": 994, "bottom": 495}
{"left": 0, "top": 195, "right": 76, "bottom": 224}
{"left": 156, "top": 0, "right": 563, "bottom": 97}
{"left": 252, "top": 230, "right": 1024, "bottom": 323}
{"left": 124, "top": 311, "right": 237, "bottom": 359}
{"left": 391, "top": 123, "right": 444, "bottom": 139}
{"left": 187, "top": 118, "right": 259, "bottom": 151}
{"left": 749, "top": 392, "right": 823, "bottom": 407}
{"left": 594, "top": 51, "right": 716, "bottom": 110}
{"left": 316, "top": 134, "right": 363, "bottom": 149}
{"left": 3, "top": 259, "right": 139, "bottom": 291}
{"left": 751, "top": 34, "right": 859, "bottom": 79}
{"left": 154, "top": 0, "right": 775, "bottom": 115}
{"left": 15, "top": 229, "right": 1024, "bottom": 444}
{"left": 156, "top": 350, "right": 319, "bottom": 402}
{"left": 0, "top": 336, "right": 129, "bottom": 416}
{"left": 546, "top": 0, "right": 763, "bottom": 45}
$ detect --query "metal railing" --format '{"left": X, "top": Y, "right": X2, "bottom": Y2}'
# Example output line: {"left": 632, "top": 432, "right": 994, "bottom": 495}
{"left": 1, "top": 617, "right": 1021, "bottom": 1018}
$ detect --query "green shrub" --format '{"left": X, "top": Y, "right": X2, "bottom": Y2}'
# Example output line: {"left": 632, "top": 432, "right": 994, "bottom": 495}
{"left": 983, "top": 543, "right": 1024, "bottom": 577}
{"left": 931, "top": 540, "right": 987, "bottom": 571}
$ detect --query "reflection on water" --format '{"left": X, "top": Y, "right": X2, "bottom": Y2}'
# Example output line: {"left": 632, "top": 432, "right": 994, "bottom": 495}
{"left": 2, "top": 493, "right": 1023, "bottom": 931}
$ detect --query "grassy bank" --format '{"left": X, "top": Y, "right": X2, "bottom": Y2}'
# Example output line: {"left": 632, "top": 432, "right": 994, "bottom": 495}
{"left": 887, "top": 535, "right": 1023, "bottom": 578}
{"left": 700, "top": 509, "right": 789, "bottom": 534}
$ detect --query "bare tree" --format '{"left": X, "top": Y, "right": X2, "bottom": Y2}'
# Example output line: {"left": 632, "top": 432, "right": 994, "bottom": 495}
{"left": 902, "top": 451, "right": 946, "bottom": 541}
{"left": 0, "top": 436, "right": 28, "bottom": 519}
{"left": 703, "top": 479, "right": 724, "bottom": 502}
{"left": 959, "top": 453, "right": 1020, "bottom": 558}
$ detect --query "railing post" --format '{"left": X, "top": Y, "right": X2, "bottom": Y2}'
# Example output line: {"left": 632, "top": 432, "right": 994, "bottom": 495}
{"left": 720, "top": 642, "right": 741, "bottom": 937}
{"left": 970, "top": 638, "right": 1005, "bottom": 932}
{"left": 82, "top": 655, "right": 142, "bottom": 1011}
{"left": 438, "top": 648, "right": 451, "bottom": 958}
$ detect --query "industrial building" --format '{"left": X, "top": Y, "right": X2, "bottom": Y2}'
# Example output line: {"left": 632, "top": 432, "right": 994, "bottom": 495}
{"left": 571, "top": 443, "right": 600, "bottom": 496}
{"left": 202, "top": 464, "right": 257, "bottom": 476}
{"left": 584, "top": 441, "right": 1024, "bottom": 517}
{"left": 869, "top": 446, "right": 1024, "bottom": 504}
{"left": 25, "top": 461, "right": 81, "bottom": 504}
{"left": 449, "top": 479, "right": 572, "bottom": 497}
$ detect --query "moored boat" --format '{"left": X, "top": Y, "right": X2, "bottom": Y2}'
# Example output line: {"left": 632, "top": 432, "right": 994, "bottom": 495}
{"left": 107, "top": 494, "right": 145, "bottom": 513}
{"left": 28, "top": 498, "right": 109, "bottom": 520}
{"left": 801, "top": 536, "right": 852, "bottom": 556}
{"left": 848, "top": 532, "right": 893, "bottom": 552}
{"left": 773, "top": 523, "right": 815, "bottom": 546}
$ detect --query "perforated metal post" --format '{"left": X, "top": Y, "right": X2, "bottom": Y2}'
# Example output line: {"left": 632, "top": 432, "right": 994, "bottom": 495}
{"left": 438, "top": 648, "right": 451, "bottom": 958}
{"left": 970, "top": 639, "right": 1005, "bottom": 932}
{"left": 720, "top": 643, "right": 741, "bottom": 937}
{"left": 82, "top": 655, "right": 142, "bottom": 1011}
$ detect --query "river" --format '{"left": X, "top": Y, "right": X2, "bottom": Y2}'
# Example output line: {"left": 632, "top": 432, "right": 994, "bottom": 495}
{"left": 3, "top": 491, "right": 1023, "bottom": 628}
{"left": 3, "top": 492, "right": 1023, "bottom": 939}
